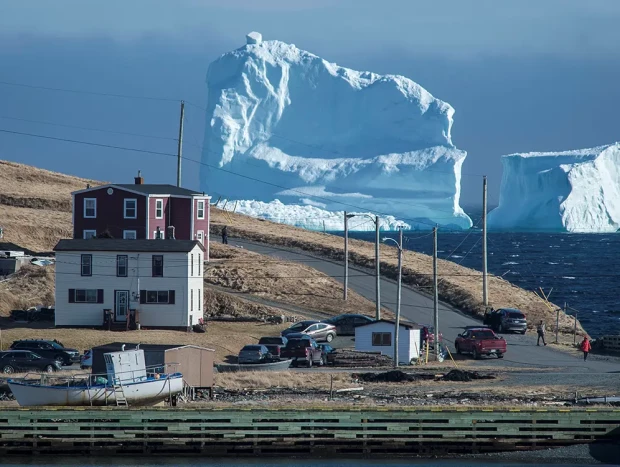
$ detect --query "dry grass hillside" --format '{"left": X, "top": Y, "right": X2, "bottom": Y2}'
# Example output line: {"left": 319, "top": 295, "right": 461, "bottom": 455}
{"left": 0, "top": 159, "right": 585, "bottom": 337}
{"left": 210, "top": 209, "right": 587, "bottom": 337}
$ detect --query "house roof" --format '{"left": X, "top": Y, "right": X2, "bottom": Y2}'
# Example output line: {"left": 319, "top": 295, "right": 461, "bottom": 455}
{"left": 92, "top": 342, "right": 214, "bottom": 352}
{"left": 53, "top": 239, "right": 205, "bottom": 253}
{"left": 356, "top": 319, "right": 421, "bottom": 330}
{"left": 71, "top": 183, "right": 208, "bottom": 197}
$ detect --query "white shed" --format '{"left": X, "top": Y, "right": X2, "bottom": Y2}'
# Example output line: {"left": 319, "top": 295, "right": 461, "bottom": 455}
{"left": 355, "top": 319, "right": 422, "bottom": 364}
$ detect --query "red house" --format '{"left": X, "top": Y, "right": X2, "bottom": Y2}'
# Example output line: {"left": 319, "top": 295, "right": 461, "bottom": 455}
{"left": 72, "top": 172, "right": 210, "bottom": 258}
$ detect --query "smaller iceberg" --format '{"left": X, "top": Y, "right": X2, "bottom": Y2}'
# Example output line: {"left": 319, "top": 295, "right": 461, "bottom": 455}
{"left": 488, "top": 142, "right": 620, "bottom": 232}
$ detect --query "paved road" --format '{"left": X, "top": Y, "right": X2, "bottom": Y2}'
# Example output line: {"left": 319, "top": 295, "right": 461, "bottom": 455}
{"left": 232, "top": 239, "right": 620, "bottom": 374}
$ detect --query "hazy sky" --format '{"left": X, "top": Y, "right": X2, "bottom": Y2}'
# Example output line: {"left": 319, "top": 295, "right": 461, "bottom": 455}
{"left": 1, "top": 0, "right": 619, "bottom": 206}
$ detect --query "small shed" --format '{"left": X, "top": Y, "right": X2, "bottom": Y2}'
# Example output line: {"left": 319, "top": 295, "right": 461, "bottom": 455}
{"left": 91, "top": 342, "right": 214, "bottom": 391}
{"left": 354, "top": 319, "right": 422, "bottom": 364}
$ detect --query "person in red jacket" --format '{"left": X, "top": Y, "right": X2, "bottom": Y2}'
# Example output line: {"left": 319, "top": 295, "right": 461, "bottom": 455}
{"left": 580, "top": 336, "right": 592, "bottom": 361}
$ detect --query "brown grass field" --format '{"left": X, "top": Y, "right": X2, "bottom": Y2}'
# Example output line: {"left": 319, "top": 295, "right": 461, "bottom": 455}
{"left": 0, "top": 158, "right": 586, "bottom": 355}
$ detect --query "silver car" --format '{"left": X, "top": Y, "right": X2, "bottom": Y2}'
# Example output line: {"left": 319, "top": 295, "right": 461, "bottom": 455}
{"left": 281, "top": 321, "right": 337, "bottom": 342}
{"left": 238, "top": 345, "right": 272, "bottom": 364}
{"left": 484, "top": 308, "right": 527, "bottom": 334}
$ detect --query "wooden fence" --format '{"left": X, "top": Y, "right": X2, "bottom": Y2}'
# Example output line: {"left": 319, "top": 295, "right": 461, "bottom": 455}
{"left": 0, "top": 407, "right": 619, "bottom": 455}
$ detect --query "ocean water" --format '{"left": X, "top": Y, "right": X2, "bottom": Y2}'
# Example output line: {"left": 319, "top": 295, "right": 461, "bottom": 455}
{"left": 345, "top": 228, "right": 620, "bottom": 339}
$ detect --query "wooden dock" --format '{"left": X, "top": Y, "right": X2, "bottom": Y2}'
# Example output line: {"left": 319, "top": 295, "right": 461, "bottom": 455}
{"left": 0, "top": 407, "right": 619, "bottom": 455}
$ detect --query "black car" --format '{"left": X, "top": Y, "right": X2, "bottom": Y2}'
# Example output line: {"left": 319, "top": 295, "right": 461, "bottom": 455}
{"left": 321, "top": 314, "right": 375, "bottom": 336}
{"left": 317, "top": 344, "right": 336, "bottom": 365}
{"left": 0, "top": 350, "right": 62, "bottom": 374}
{"left": 258, "top": 336, "right": 288, "bottom": 360}
{"left": 10, "top": 340, "right": 80, "bottom": 366}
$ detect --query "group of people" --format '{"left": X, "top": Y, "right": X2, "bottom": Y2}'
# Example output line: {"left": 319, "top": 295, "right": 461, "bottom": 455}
{"left": 536, "top": 319, "right": 591, "bottom": 361}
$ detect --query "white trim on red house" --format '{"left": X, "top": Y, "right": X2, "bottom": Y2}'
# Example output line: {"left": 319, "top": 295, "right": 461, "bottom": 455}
{"left": 72, "top": 184, "right": 212, "bottom": 200}
{"left": 83, "top": 198, "right": 97, "bottom": 218}
{"left": 155, "top": 199, "right": 164, "bottom": 219}
{"left": 145, "top": 197, "right": 150, "bottom": 239}
{"left": 124, "top": 198, "right": 138, "bottom": 219}
{"left": 196, "top": 200, "right": 205, "bottom": 219}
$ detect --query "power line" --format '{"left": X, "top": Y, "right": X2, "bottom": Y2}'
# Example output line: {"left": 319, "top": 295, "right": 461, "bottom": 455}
{"left": 0, "top": 115, "right": 179, "bottom": 142}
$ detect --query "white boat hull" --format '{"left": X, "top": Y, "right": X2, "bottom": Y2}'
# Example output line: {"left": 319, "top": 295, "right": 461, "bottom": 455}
{"left": 8, "top": 374, "right": 184, "bottom": 407}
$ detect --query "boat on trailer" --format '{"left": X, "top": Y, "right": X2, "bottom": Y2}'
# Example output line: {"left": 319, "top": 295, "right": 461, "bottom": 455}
{"left": 8, "top": 348, "right": 183, "bottom": 407}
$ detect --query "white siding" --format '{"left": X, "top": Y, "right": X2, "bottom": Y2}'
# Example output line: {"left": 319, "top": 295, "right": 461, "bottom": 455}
{"left": 354, "top": 322, "right": 421, "bottom": 364}
{"left": 55, "top": 244, "right": 204, "bottom": 328}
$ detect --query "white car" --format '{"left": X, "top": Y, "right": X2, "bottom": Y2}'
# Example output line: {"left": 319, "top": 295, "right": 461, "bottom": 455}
{"left": 80, "top": 349, "right": 92, "bottom": 370}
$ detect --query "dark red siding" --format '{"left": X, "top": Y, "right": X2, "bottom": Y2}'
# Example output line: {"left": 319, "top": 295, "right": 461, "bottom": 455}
{"left": 148, "top": 197, "right": 169, "bottom": 239}
{"left": 169, "top": 197, "right": 191, "bottom": 240}
{"left": 73, "top": 187, "right": 147, "bottom": 239}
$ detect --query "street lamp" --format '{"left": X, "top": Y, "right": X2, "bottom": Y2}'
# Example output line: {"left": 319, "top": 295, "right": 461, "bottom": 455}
{"left": 383, "top": 227, "right": 403, "bottom": 368}
{"left": 343, "top": 212, "right": 381, "bottom": 321}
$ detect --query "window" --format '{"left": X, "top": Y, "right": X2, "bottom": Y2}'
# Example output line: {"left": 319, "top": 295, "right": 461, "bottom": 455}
{"left": 191, "top": 254, "right": 194, "bottom": 276}
{"left": 140, "top": 290, "right": 175, "bottom": 304}
{"left": 197, "top": 200, "right": 205, "bottom": 219}
{"left": 152, "top": 255, "right": 163, "bottom": 277}
{"left": 124, "top": 198, "right": 137, "bottom": 219}
{"left": 190, "top": 289, "right": 193, "bottom": 312}
{"left": 155, "top": 199, "right": 163, "bottom": 219}
{"left": 83, "top": 230, "right": 97, "bottom": 239}
{"left": 198, "top": 254, "right": 201, "bottom": 276}
{"left": 372, "top": 332, "right": 392, "bottom": 346}
{"left": 75, "top": 289, "right": 98, "bottom": 303}
{"left": 123, "top": 230, "right": 137, "bottom": 240}
{"left": 116, "top": 255, "right": 128, "bottom": 277}
{"left": 81, "top": 254, "right": 92, "bottom": 276}
{"left": 84, "top": 198, "right": 96, "bottom": 218}
{"left": 153, "top": 229, "right": 164, "bottom": 239}
{"left": 198, "top": 289, "right": 201, "bottom": 311}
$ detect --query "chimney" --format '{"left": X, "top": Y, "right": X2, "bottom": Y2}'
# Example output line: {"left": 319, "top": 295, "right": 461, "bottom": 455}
{"left": 134, "top": 170, "right": 144, "bottom": 185}
{"left": 166, "top": 226, "right": 175, "bottom": 240}
{"left": 86, "top": 184, "right": 91, "bottom": 189}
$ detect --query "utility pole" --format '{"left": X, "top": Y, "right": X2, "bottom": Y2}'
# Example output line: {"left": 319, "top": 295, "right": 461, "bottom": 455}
{"left": 482, "top": 175, "right": 488, "bottom": 306}
{"left": 433, "top": 226, "right": 439, "bottom": 358}
{"left": 375, "top": 215, "right": 381, "bottom": 321}
{"left": 557, "top": 303, "right": 564, "bottom": 344}
{"left": 344, "top": 211, "right": 349, "bottom": 300}
{"left": 176, "top": 100, "right": 185, "bottom": 187}
{"left": 394, "top": 227, "right": 403, "bottom": 368}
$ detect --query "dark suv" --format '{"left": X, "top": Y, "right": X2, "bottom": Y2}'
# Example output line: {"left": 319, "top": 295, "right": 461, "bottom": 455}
{"left": 10, "top": 340, "right": 80, "bottom": 366}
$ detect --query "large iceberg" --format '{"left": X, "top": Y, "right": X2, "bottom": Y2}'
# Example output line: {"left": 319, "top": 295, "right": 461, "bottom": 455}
{"left": 488, "top": 143, "right": 620, "bottom": 232}
{"left": 201, "top": 32, "right": 472, "bottom": 231}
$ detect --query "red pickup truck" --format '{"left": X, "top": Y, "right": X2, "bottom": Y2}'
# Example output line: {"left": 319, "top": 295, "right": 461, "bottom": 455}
{"left": 280, "top": 337, "right": 323, "bottom": 367}
{"left": 454, "top": 327, "right": 507, "bottom": 359}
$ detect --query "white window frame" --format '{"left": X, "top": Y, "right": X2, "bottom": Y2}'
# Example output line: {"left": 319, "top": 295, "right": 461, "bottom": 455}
{"left": 83, "top": 198, "right": 97, "bottom": 218}
{"left": 145, "top": 290, "right": 169, "bottom": 304}
{"left": 155, "top": 199, "right": 164, "bottom": 219}
{"left": 197, "top": 200, "right": 205, "bottom": 219}
{"left": 153, "top": 230, "right": 164, "bottom": 239}
{"left": 75, "top": 289, "right": 98, "bottom": 303}
{"left": 123, "top": 230, "right": 137, "bottom": 240}
{"left": 196, "top": 230, "right": 204, "bottom": 244}
{"left": 83, "top": 230, "right": 97, "bottom": 239}
{"left": 124, "top": 198, "right": 137, "bottom": 219}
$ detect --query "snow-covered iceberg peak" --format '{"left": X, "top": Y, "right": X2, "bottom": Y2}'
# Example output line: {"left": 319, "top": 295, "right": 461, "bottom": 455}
{"left": 488, "top": 143, "right": 620, "bottom": 232}
{"left": 201, "top": 33, "right": 472, "bottom": 231}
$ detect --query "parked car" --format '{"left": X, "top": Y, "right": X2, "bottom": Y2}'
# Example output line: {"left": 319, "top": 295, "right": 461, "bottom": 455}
{"left": 321, "top": 314, "right": 374, "bottom": 336}
{"left": 0, "top": 350, "right": 62, "bottom": 374}
{"left": 281, "top": 320, "right": 337, "bottom": 342}
{"left": 280, "top": 338, "right": 324, "bottom": 367}
{"left": 420, "top": 325, "right": 443, "bottom": 349}
{"left": 80, "top": 349, "right": 93, "bottom": 370}
{"left": 483, "top": 308, "right": 527, "bottom": 334}
{"left": 317, "top": 343, "right": 336, "bottom": 365}
{"left": 454, "top": 327, "right": 507, "bottom": 359}
{"left": 10, "top": 339, "right": 80, "bottom": 366}
{"left": 237, "top": 345, "right": 274, "bottom": 365}
{"left": 257, "top": 336, "right": 288, "bottom": 361}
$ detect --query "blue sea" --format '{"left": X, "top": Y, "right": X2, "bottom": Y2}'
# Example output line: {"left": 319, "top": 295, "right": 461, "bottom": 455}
{"left": 345, "top": 224, "right": 620, "bottom": 339}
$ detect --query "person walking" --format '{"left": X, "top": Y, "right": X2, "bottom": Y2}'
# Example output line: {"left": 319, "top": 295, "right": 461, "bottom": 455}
{"left": 536, "top": 320, "right": 547, "bottom": 346}
{"left": 221, "top": 226, "right": 228, "bottom": 244}
{"left": 580, "top": 336, "right": 592, "bottom": 361}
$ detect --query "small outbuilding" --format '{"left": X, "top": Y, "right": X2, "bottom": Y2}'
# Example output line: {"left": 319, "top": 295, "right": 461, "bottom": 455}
{"left": 91, "top": 342, "right": 214, "bottom": 394}
{"left": 354, "top": 319, "right": 422, "bottom": 365}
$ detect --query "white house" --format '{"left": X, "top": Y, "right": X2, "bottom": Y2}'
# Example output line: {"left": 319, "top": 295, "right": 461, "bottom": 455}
{"left": 354, "top": 319, "right": 422, "bottom": 364}
{"left": 54, "top": 239, "right": 205, "bottom": 330}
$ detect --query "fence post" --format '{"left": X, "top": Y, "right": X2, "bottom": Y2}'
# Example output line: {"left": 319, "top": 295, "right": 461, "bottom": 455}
{"left": 573, "top": 307, "right": 577, "bottom": 346}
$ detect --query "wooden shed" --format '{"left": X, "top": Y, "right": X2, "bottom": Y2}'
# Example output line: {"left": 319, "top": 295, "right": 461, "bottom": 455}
{"left": 91, "top": 342, "right": 214, "bottom": 393}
